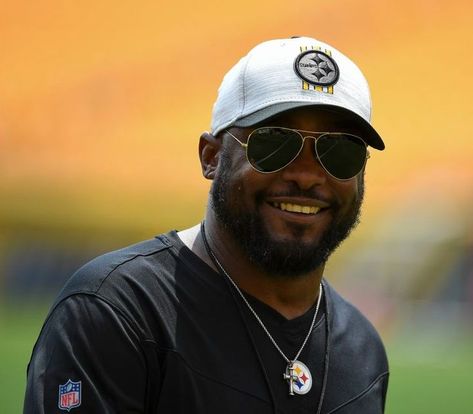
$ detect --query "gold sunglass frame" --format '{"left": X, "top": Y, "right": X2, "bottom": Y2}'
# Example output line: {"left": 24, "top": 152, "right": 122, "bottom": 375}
{"left": 225, "top": 127, "right": 369, "bottom": 181}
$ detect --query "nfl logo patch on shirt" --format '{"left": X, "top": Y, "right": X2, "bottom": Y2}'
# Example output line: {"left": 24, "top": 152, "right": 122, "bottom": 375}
{"left": 58, "top": 379, "right": 81, "bottom": 411}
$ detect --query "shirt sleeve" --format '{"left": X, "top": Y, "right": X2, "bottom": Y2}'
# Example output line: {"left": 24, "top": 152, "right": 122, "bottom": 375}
{"left": 23, "top": 294, "right": 148, "bottom": 413}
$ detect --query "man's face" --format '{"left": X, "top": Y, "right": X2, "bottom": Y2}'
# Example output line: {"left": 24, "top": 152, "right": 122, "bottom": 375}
{"left": 210, "top": 107, "right": 366, "bottom": 278}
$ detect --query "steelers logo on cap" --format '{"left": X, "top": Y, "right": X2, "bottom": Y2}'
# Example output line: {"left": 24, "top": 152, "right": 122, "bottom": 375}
{"left": 294, "top": 50, "right": 339, "bottom": 87}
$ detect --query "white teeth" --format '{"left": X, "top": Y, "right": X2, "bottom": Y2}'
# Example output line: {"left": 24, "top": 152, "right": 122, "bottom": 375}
{"left": 272, "top": 202, "right": 321, "bottom": 215}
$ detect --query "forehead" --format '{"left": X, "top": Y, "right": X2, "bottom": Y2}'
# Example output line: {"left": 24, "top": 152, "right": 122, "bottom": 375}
{"left": 255, "top": 106, "right": 365, "bottom": 135}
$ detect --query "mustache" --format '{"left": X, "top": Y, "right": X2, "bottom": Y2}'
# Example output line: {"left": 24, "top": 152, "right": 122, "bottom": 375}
{"left": 263, "top": 184, "right": 336, "bottom": 206}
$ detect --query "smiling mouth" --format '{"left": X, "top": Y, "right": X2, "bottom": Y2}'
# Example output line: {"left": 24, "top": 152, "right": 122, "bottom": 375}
{"left": 271, "top": 202, "right": 321, "bottom": 215}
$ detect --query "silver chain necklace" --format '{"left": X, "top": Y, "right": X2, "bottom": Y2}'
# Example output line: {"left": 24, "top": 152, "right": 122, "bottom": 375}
{"left": 201, "top": 221, "right": 323, "bottom": 396}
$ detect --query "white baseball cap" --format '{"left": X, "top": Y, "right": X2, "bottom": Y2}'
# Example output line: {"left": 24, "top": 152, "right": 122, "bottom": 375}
{"left": 211, "top": 36, "right": 384, "bottom": 150}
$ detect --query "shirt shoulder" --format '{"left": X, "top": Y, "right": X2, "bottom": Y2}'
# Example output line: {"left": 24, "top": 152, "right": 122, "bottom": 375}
{"left": 48, "top": 230, "right": 217, "bottom": 341}
{"left": 46, "top": 233, "right": 186, "bottom": 338}
{"left": 56, "top": 235, "right": 173, "bottom": 298}
{"left": 325, "top": 281, "right": 387, "bottom": 357}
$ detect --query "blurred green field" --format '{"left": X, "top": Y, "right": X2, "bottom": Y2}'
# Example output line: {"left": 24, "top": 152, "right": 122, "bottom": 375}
{"left": 386, "top": 337, "right": 473, "bottom": 413}
{"left": 1, "top": 303, "right": 472, "bottom": 413}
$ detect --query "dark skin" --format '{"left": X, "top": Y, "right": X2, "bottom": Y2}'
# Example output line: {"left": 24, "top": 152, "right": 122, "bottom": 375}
{"left": 179, "top": 107, "right": 365, "bottom": 319}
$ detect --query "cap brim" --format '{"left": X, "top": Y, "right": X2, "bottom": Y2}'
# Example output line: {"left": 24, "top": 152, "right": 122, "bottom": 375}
{"left": 234, "top": 102, "right": 385, "bottom": 150}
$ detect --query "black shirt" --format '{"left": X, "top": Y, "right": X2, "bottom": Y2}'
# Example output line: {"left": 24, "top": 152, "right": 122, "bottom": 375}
{"left": 24, "top": 231, "right": 389, "bottom": 413}
{"left": 242, "top": 292, "right": 328, "bottom": 413}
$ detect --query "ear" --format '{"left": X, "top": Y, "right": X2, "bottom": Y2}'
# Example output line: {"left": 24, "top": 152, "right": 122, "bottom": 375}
{"left": 199, "top": 131, "right": 223, "bottom": 180}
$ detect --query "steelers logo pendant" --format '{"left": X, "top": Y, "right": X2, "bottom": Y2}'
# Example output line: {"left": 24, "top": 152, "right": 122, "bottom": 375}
{"left": 283, "top": 360, "right": 312, "bottom": 395}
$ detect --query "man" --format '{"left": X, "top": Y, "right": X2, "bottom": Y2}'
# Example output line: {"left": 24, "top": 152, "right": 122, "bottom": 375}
{"left": 24, "top": 36, "right": 389, "bottom": 413}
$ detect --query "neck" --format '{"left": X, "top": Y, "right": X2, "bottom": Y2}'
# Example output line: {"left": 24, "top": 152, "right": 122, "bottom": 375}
{"left": 194, "top": 214, "right": 324, "bottom": 320}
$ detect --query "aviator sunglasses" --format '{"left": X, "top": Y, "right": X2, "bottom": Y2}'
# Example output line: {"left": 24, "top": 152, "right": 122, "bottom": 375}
{"left": 225, "top": 127, "right": 369, "bottom": 180}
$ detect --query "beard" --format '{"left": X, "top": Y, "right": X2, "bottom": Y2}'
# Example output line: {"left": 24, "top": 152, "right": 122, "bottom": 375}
{"left": 209, "top": 149, "right": 365, "bottom": 278}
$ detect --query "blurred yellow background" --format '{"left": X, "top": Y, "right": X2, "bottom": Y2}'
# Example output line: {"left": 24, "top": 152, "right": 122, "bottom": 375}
{"left": 2, "top": 0, "right": 472, "bottom": 236}
{"left": 1, "top": 0, "right": 472, "bottom": 412}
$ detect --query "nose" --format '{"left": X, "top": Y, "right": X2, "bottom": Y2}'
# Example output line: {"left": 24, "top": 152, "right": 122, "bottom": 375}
{"left": 280, "top": 137, "right": 327, "bottom": 189}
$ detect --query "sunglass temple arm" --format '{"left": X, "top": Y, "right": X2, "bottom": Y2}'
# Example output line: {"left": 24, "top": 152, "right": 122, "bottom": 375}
{"left": 225, "top": 130, "right": 248, "bottom": 148}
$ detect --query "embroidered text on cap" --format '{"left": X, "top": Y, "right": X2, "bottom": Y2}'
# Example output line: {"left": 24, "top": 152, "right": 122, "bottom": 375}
{"left": 294, "top": 50, "right": 339, "bottom": 87}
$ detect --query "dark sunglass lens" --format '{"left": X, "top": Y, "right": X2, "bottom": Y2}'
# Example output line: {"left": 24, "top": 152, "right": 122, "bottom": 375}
{"left": 316, "top": 134, "right": 367, "bottom": 179}
{"left": 247, "top": 128, "right": 302, "bottom": 172}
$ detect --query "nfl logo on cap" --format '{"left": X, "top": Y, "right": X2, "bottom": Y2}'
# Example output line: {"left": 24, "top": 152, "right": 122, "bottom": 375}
{"left": 58, "top": 379, "right": 81, "bottom": 411}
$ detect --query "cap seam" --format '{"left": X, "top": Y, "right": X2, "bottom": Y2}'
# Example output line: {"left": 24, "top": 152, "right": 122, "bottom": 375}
{"left": 239, "top": 53, "right": 253, "bottom": 121}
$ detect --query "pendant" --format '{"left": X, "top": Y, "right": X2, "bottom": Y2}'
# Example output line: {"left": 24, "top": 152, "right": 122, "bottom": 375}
{"left": 283, "top": 360, "right": 312, "bottom": 395}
